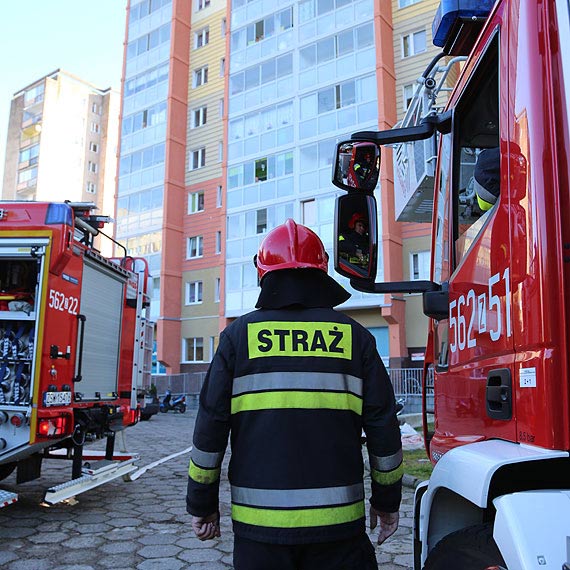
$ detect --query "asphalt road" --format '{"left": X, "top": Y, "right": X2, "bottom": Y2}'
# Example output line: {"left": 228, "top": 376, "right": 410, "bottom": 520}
{"left": 0, "top": 409, "right": 415, "bottom": 569}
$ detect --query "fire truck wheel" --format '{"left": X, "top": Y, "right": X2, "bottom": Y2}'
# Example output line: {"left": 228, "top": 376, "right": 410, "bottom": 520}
{"left": 0, "top": 461, "right": 16, "bottom": 481}
{"left": 424, "top": 523, "right": 506, "bottom": 570}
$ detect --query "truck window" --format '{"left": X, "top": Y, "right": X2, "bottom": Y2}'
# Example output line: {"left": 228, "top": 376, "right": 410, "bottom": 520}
{"left": 453, "top": 36, "right": 499, "bottom": 267}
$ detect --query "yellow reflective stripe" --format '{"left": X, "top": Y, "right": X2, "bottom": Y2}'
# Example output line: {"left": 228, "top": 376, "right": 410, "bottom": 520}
{"left": 232, "top": 501, "right": 365, "bottom": 528}
{"left": 189, "top": 459, "right": 221, "bottom": 485}
{"left": 231, "top": 391, "right": 363, "bottom": 415}
{"left": 247, "top": 321, "right": 352, "bottom": 360}
{"left": 371, "top": 463, "right": 404, "bottom": 486}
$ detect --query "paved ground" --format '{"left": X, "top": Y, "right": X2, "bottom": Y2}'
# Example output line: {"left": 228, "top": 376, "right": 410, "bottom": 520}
{"left": 0, "top": 409, "right": 416, "bottom": 569}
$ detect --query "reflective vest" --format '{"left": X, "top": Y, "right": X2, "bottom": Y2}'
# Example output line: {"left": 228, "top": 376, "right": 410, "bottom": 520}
{"left": 186, "top": 306, "right": 402, "bottom": 545}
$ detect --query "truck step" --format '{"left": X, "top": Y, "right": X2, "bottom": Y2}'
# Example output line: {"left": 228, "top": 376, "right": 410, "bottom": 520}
{"left": 43, "top": 455, "right": 139, "bottom": 505}
{"left": 0, "top": 489, "right": 18, "bottom": 508}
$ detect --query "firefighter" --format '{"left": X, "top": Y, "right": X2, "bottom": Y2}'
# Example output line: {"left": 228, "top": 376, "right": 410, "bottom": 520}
{"left": 473, "top": 147, "right": 500, "bottom": 211}
{"left": 351, "top": 148, "right": 374, "bottom": 187}
{"left": 186, "top": 219, "right": 402, "bottom": 570}
{"left": 339, "top": 212, "right": 370, "bottom": 265}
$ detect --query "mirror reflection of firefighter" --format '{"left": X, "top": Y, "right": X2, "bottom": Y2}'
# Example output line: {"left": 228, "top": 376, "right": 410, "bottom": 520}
{"left": 339, "top": 213, "right": 370, "bottom": 266}
{"left": 186, "top": 219, "right": 402, "bottom": 570}
{"left": 348, "top": 148, "right": 374, "bottom": 188}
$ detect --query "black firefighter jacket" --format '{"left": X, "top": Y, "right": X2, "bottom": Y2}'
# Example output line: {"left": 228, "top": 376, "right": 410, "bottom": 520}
{"left": 186, "top": 304, "right": 403, "bottom": 545}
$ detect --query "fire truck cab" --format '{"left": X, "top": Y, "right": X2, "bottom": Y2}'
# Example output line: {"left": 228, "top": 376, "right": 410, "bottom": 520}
{"left": 333, "top": 0, "right": 570, "bottom": 567}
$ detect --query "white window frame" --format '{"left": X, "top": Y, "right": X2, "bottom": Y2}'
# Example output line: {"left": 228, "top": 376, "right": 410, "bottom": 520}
{"left": 196, "top": 0, "right": 210, "bottom": 10}
{"left": 402, "top": 30, "right": 427, "bottom": 58}
{"left": 192, "top": 106, "right": 207, "bottom": 128}
{"left": 195, "top": 27, "right": 210, "bottom": 49}
{"left": 403, "top": 83, "right": 415, "bottom": 111}
{"left": 188, "top": 190, "right": 205, "bottom": 214}
{"left": 190, "top": 147, "right": 206, "bottom": 170}
{"left": 193, "top": 66, "right": 209, "bottom": 87}
{"left": 399, "top": 0, "right": 421, "bottom": 7}
{"left": 88, "top": 161, "right": 98, "bottom": 174}
{"left": 86, "top": 181, "right": 97, "bottom": 194}
{"left": 215, "top": 231, "right": 221, "bottom": 254}
{"left": 185, "top": 281, "right": 203, "bottom": 305}
{"left": 90, "top": 122, "right": 100, "bottom": 133}
{"left": 184, "top": 337, "right": 204, "bottom": 362}
{"left": 216, "top": 185, "right": 222, "bottom": 208}
{"left": 410, "top": 250, "right": 430, "bottom": 280}
{"left": 187, "top": 235, "right": 204, "bottom": 258}
{"left": 89, "top": 141, "right": 99, "bottom": 153}
{"left": 214, "top": 278, "right": 221, "bottom": 302}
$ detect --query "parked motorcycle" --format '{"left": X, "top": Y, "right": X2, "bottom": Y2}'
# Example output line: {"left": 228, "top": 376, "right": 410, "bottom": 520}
{"left": 160, "top": 390, "right": 186, "bottom": 413}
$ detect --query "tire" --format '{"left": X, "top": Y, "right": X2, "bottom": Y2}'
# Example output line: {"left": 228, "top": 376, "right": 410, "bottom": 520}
{"left": 0, "top": 462, "right": 16, "bottom": 481}
{"left": 177, "top": 404, "right": 186, "bottom": 413}
{"left": 140, "top": 413, "right": 152, "bottom": 421}
{"left": 424, "top": 524, "right": 506, "bottom": 570}
{"left": 160, "top": 406, "right": 168, "bottom": 413}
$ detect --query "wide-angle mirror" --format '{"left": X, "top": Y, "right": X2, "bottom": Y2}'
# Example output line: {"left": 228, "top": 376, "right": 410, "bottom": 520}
{"left": 332, "top": 141, "right": 380, "bottom": 192}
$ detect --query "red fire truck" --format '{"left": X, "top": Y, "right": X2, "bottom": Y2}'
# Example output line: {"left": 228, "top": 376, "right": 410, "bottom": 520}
{"left": 333, "top": 0, "right": 570, "bottom": 567}
{"left": 0, "top": 201, "right": 150, "bottom": 508}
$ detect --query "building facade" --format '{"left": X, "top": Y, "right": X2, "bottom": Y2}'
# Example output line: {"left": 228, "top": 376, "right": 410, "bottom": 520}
{"left": 2, "top": 69, "right": 119, "bottom": 232}
{"left": 116, "top": 0, "right": 449, "bottom": 374}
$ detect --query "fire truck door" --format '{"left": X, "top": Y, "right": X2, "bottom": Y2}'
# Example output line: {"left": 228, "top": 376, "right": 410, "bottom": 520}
{"left": 430, "top": 30, "right": 517, "bottom": 457}
{"left": 77, "top": 260, "right": 125, "bottom": 400}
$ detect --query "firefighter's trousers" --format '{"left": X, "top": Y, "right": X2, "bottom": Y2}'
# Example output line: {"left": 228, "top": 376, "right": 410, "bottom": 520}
{"left": 233, "top": 532, "right": 378, "bottom": 570}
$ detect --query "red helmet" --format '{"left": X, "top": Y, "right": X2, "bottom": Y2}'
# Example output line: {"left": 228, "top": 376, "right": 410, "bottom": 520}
{"left": 348, "top": 213, "right": 367, "bottom": 229}
{"left": 255, "top": 219, "right": 329, "bottom": 280}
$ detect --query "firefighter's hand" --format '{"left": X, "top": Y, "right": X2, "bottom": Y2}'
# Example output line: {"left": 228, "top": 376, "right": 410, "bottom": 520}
{"left": 369, "top": 506, "right": 399, "bottom": 545}
{"left": 191, "top": 512, "right": 221, "bottom": 541}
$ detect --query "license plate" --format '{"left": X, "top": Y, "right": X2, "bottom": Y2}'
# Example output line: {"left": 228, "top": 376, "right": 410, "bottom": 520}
{"left": 43, "top": 391, "right": 72, "bottom": 407}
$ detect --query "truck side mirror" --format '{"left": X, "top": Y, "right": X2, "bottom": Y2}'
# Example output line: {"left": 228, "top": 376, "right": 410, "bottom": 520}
{"left": 334, "top": 193, "right": 378, "bottom": 281}
{"left": 332, "top": 141, "right": 381, "bottom": 192}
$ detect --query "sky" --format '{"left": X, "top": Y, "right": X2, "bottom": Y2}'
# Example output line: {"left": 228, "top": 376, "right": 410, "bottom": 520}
{"left": 0, "top": 0, "right": 127, "bottom": 185}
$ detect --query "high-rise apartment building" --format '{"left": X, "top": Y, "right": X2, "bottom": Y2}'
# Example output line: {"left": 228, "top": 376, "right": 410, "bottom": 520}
{"left": 116, "top": 0, "right": 449, "bottom": 374}
{"left": 117, "top": 0, "right": 191, "bottom": 373}
{"left": 2, "top": 70, "right": 119, "bottom": 226}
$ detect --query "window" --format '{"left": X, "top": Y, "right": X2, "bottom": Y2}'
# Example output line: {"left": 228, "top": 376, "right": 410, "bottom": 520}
{"left": 18, "top": 144, "right": 39, "bottom": 165}
{"left": 187, "top": 235, "right": 203, "bottom": 258}
{"left": 214, "top": 278, "right": 221, "bottom": 302}
{"left": 410, "top": 251, "right": 430, "bottom": 280}
{"left": 184, "top": 337, "right": 204, "bottom": 361}
{"left": 399, "top": 0, "right": 421, "bottom": 6}
{"left": 219, "top": 98, "right": 224, "bottom": 118}
{"left": 88, "top": 161, "right": 98, "bottom": 173}
{"left": 192, "top": 106, "right": 207, "bottom": 128}
{"left": 221, "top": 18, "right": 227, "bottom": 36}
{"left": 91, "top": 102, "right": 100, "bottom": 114}
{"left": 218, "top": 142, "right": 223, "bottom": 162}
{"left": 402, "top": 30, "right": 426, "bottom": 58}
{"left": 188, "top": 191, "right": 204, "bottom": 213}
{"left": 90, "top": 122, "right": 100, "bottom": 133}
{"left": 195, "top": 27, "right": 209, "bottom": 49}
{"left": 186, "top": 281, "right": 203, "bottom": 304}
{"left": 215, "top": 231, "right": 222, "bottom": 254}
{"left": 452, "top": 37, "right": 500, "bottom": 267}
{"left": 255, "top": 158, "right": 267, "bottom": 181}
{"left": 403, "top": 84, "right": 415, "bottom": 111}
{"left": 86, "top": 182, "right": 97, "bottom": 194}
{"left": 17, "top": 167, "right": 37, "bottom": 184}
{"left": 256, "top": 209, "right": 267, "bottom": 234}
{"left": 89, "top": 142, "right": 99, "bottom": 153}
{"left": 216, "top": 185, "right": 222, "bottom": 207}
{"left": 193, "top": 66, "right": 208, "bottom": 87}
{"left": 302, "top": 199, "right": 317, "bottom": 226}
{"left": 190, "top": 148, "right": 206, "bottom": 170}
{"left": 197, "top": 0, "right": 210, "bottom": 9}
{"left": 220, "top": 57, "right": 226, "bottom": 76}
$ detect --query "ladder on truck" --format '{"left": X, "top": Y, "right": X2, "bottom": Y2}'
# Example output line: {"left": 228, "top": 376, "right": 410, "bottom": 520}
{"left": 393, "top": 53, "right": 467, "bottom": 222}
